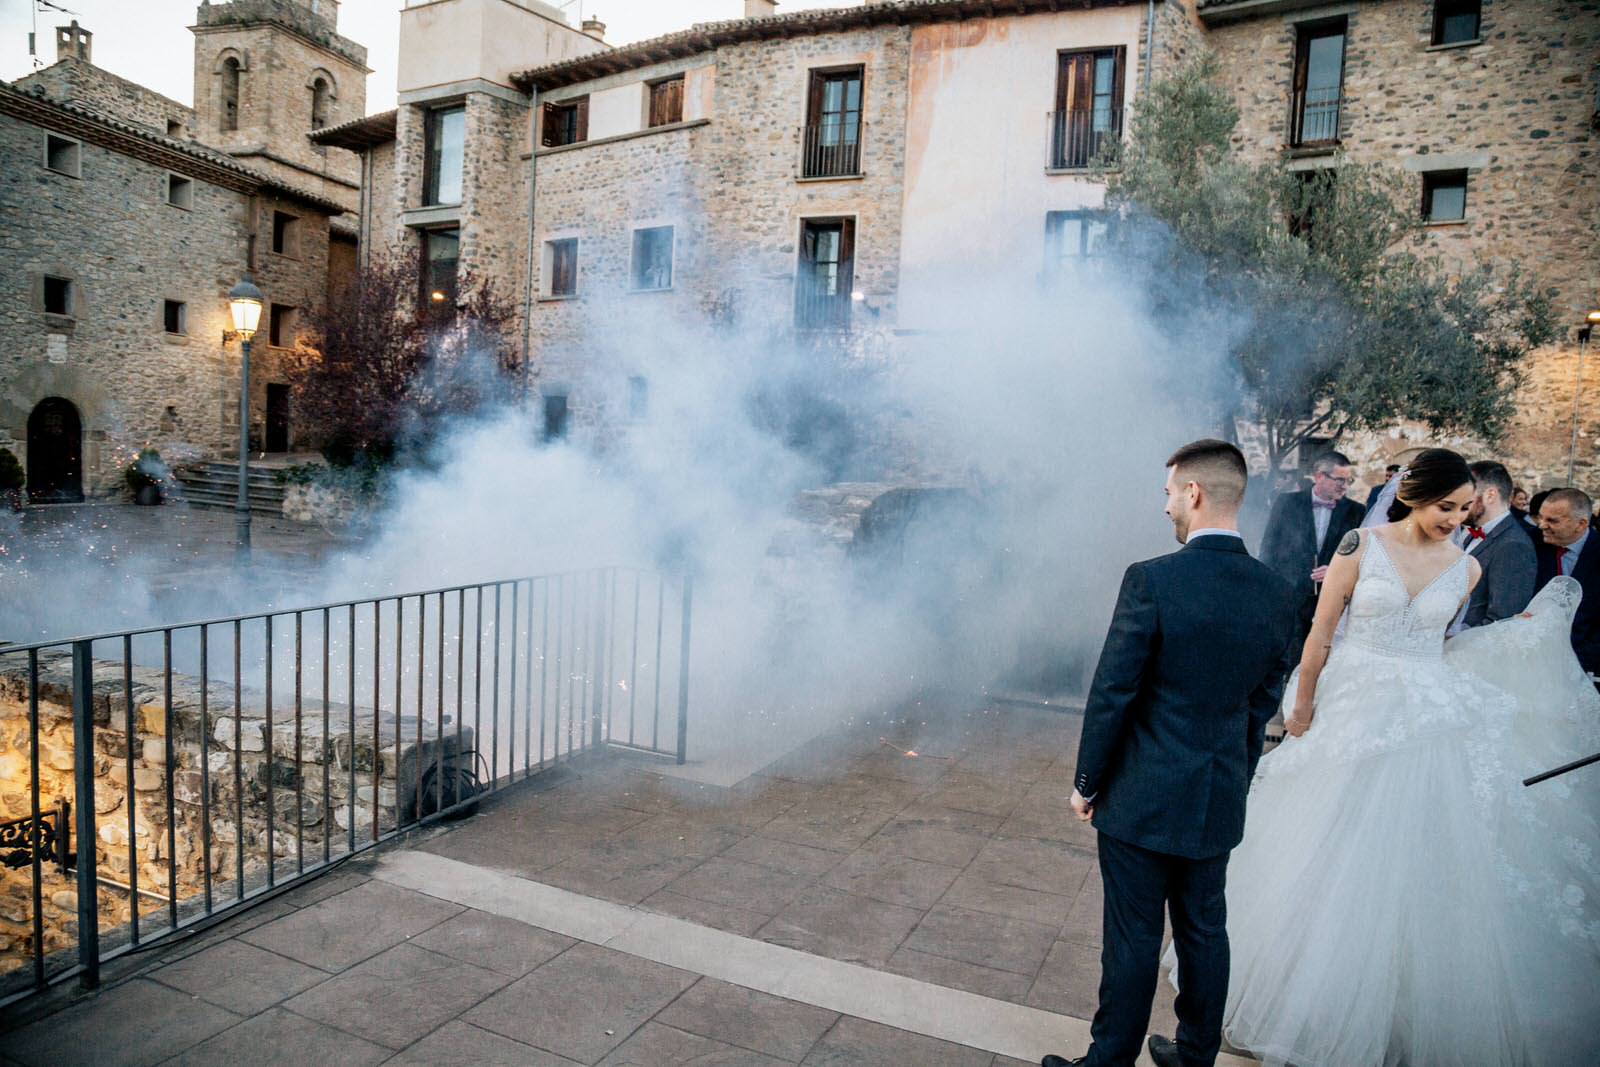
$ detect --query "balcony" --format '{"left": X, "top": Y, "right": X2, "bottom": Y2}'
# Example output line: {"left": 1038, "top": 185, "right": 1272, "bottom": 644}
{"left": 1289, "top": 86, "right": 1343, "bottom": 148}
{"left": 1048, "top": 107, "right": 1123, "bottom": 171}
{"left": 799, "top": 120, "right": 865, "bottom": 180}
{"left": 794, "top": 285, "right": 852, "bottom": 331}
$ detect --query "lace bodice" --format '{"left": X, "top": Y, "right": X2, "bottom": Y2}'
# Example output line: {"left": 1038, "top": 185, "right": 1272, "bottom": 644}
{"left": 1343, "top": 532, "right": 1469, "bottom": 658}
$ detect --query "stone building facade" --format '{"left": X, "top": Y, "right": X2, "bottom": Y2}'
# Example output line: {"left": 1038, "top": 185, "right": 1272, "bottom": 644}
{"left": 1199, "top": 0, "right": 1600, "bottom": 490}
{"left": 0, "top": 1, "right": 367, "bottom": 500}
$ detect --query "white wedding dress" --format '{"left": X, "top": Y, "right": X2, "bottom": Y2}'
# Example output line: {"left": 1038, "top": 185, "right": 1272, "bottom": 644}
{"left": 1210, "top": 533, "right": 1600, "bottom": 1067}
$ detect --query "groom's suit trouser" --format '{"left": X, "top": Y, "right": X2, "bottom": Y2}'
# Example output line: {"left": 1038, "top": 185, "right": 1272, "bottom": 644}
{"left": 1087, "top": 834, "right": 1230, "bottom": 1067}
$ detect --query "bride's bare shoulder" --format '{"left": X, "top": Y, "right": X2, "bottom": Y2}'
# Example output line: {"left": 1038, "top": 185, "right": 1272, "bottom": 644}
{"left": 1335, "top": 526, "right": 1370, "bottom": 558}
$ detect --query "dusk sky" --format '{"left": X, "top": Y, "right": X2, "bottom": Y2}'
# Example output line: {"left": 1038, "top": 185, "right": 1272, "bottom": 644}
{"left": 0, "top": 0, "right": 853, "bottom": 113}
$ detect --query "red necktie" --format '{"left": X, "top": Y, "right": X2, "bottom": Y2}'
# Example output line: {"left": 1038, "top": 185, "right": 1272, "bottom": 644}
{"left": 1556, "top": 547, "right": 1568, "bottom": 576}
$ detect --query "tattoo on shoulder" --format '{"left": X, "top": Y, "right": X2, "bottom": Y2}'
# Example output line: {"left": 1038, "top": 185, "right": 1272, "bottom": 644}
{"left": 1336, "top": 530, "right": 1361, "bottom": 556}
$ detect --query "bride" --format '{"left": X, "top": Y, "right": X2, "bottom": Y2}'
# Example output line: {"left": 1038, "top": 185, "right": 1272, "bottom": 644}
{"left": 1210, "top": 448, "right": 1600, "bottom": 1066}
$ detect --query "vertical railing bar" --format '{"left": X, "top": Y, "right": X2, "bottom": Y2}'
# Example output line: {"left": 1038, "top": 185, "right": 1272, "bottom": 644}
{"left": 589, "top": 571, "right": 605, "bottom": 750}
{"left": 538, "top": 578, "right": 550, "bottom": 771}
{"left": 264, "top": 616, "right": 275, "bottom": 889}
{"left": 603, "top": 568, "right": 617, "bottom": 742}
{"left": 372, "top": 601, "right": 381, "bottom": 846}
{"left": 347, "top": 606, "right": 356, "bottom": 856}
{"left": 392, "top": 597, "right": 404, "bottom": 837}
{"left": 491, "top": 584, "right": 502, "bottom": 789}
{"left": 70, "top": 640, "right": 99, "bottom": 988}
{"left": 293, "top": 612, "right": 304, "bottom": 875}
{"left": 652, "top": 573, "right": 665, "bottom": 751}
{"left": 122, "top": 636, "right": 139, "bottom": 944}
{"left": 628, "top": 569, "right": 641, "bottom": 746}
{"left": 455, "top": 590, "right": 465, "bottom": 788}
{"left": 522, "top": 580, "right": 534, "bottom": 779}
{"left": 27, "top": 649, "right": 46, "bottom": 988}
{"left": 567, "top": 574, "right": 581, "bottom": 756}
{"left": 474, "top": 588, "right": 484, "bottom": 776}
{"left": 676, "top": 575, "right": 694, "bottom": 765}
{"left": 233, "top": 621, "right": 244, "bottom": 901}
{"left": 552, "top": 575, "right": 565, "bottom": 761}
{"left": 436, "top": 592, "right": 446, "bottom": 817}
{"left": 321, "top": 607, "right": 331, "bottom": 866}
{"left": 507, "top": 581, "right": 519, "bottom": 786}
{"left": 199, "top": 625, "right": 213, "bottom": 913}
{"left": 415, "top": 594, "right": 425, "bottom": 824}
{"left": 163, "top": 629, "right": 177, "bottom": 930}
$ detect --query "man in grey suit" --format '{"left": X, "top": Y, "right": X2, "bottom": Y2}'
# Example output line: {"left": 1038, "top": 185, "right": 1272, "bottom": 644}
{"left": 1454, "top": 460, "right": 1537, "bottom": 631}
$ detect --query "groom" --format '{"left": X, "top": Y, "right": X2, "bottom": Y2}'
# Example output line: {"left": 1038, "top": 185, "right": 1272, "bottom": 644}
{"left": 1042, "top": 440, "right": 1297, "bottom": 1067}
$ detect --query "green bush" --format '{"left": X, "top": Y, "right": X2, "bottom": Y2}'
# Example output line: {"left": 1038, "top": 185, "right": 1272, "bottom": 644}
{"left": 0, "top": 447, "right": 23, "bottom": 492}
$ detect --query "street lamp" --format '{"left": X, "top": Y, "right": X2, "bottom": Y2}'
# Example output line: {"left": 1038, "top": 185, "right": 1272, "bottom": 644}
{"left": 227, "top": 275, "right": 264, "bottom": 558}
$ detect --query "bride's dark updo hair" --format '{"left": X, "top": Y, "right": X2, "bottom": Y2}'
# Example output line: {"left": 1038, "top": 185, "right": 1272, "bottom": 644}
{"left": 1388, "top": 448, "right": 1474, "bottom": 522}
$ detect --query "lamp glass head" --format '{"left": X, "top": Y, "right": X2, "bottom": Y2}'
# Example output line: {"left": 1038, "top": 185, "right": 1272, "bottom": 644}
{"left": 1587, "top": 309, "right": 1600, "bottom": 325}
{"left": 227, "top": 277, "right": 265, "bottom": 339}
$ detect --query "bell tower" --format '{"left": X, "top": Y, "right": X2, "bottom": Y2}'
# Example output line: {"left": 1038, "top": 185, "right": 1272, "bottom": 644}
{"left": 190, "top": 0, "right": 369, "bottom": 211}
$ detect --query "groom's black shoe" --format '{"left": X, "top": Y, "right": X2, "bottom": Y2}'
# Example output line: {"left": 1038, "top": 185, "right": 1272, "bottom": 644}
{"left": 1039, "top": 1056, "right": 1087, "bottom": 1067}
{"left": 1146, "top": 1035, "right": 1183, "bottom": 1067}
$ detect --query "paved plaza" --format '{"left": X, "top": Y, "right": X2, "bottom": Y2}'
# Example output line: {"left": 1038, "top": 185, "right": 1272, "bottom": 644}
{"left": 0, "top": 700, "right": 1255, "bottom": 1066}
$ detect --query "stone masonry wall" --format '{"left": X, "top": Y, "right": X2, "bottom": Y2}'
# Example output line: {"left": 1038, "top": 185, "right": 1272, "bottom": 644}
{"left": 1206, "top": 0, "right": 1600, "bottom": 489}
{"left": 0, "top": 111, "right": 249, "bottom": 493}
{"left": 459, "top": 92, "right": 533, "bottom": 342}
{"left": 0, "top": 649, "right": 469, "bottom": 988}
{"left": 15, "top": 58, "right": 195, "bottom": 137}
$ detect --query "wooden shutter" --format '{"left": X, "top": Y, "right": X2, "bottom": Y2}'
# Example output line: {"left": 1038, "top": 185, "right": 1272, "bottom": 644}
{"left": 1110, "top": 46, "right": 1126, "bottom": 125}
{"left": 541, "top": 102, "right": 559, "bottom": 147}
{"left": 806, "top": 70, "right": 824, "bottom": 129}
{"left": 649, "top": 78, "right": 684, "bottom": 127}
{"left": 574, "top": 97, "right": 589, "bottom": 142}
{"left": 838, "top": 219, "right": 856, "bottom": 300}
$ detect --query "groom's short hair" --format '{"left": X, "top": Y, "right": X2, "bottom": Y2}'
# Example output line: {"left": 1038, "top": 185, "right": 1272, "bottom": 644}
{"left": 1167, "top": 439, "right": 1248, "bottom": 509}
{"left": 1468, "top": 460, "right": 1513, "bottom": 502}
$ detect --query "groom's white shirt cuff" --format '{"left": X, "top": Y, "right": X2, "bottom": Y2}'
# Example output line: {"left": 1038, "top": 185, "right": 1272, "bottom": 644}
{"left": 1187, "top": 528, "right": 1244, "bottom": 541}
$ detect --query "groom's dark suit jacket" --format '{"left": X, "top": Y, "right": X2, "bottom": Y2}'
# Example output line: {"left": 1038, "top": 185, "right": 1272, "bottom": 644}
{"left": 1075, "top": 535, "right": 1297, "bottom": 860}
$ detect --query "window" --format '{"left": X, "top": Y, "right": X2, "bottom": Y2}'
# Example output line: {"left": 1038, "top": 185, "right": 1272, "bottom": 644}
{"left": 423, "top": 105, "right": 464, "bottom": 205}
{"left": 541, "top": 98, "right": 588, "bottom": 148}
{"left": 43, "top": 276, "right": 73, "bottom": 316}
{"left": 220, "top": 57, "right": 241, "bottom": 132}
{"left": 543, "top": 393, "right": 570, "bottom": 441}
{"left": 545, "top": 238, "right": 579, "bottom": 297}
{"left": 271, "top": 211, "right": 298, "bottom": 256}
{"left": 420, "top": 228, "right": 460, "bottom": 313}
{"left": 166, "top": 174, "right": 193, "bottom": 209}
{"left": 163, "top": 299, "right": 186, "bottom": 334}
{"left": 310, "top": 77, "right": 331, "bottom": 130}
{"left": 648, "top": 76, "right": 684, "bottom": 128}
{"left": 803, "top": 67, "right": 863, "bottom": 178}
{"left": 628, "top": 376, "right": 648, "bottom": 419}
{"left": 1432, "top": 0, "right": 1480, "bottom": 46}
{"left": 795, "top": 218, "right": 854, "bottom": 329}
{"left": 269, "top": 303, "right": 295, "bottom": 347}
{"left": 45, "top": 133, "right": 80, "bottom": 176}
{"left": 631, "top": 226, "right": 674, "bottom": 290}
{"left": 1422, "top": 169, "right": 1467, "bottom": 222}
{"left": 1045, "top": 210, "right": 1113, "bottom": 267}
{"left": 1291, "top": 20, "right": 1346, "bottom": 146}
{"left": 1053, "top": 48, "right": 1124, "bottom": 169}
{"left": 166, "top": 119, "right": 183, "bottom": 137}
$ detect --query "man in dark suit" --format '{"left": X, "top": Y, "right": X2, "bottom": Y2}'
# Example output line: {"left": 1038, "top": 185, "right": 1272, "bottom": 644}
{"left": 1453, "top": 460, "right": 1537, "bottom": 631}
{"left": 1042, "top": 440, "right": 1296, "bottom": 1067}
{"left": 1259, "top": 451, "right": 1366, "bottom": 663}
{"left": 1364, "top": 463, "right": 1402, "bottom": 510}
{"left": 1536, "top": 487, "right": 1600, "bottom": 677}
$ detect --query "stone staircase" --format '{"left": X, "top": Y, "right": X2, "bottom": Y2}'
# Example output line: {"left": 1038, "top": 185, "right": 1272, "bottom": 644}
{"left": 172, "top": 461, "right": 287, "bottom": 516}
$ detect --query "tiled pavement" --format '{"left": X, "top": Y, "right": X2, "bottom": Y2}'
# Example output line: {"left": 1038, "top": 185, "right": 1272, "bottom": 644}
{"left": 0, "top": 702, "right": 1213, "bottom": 1066}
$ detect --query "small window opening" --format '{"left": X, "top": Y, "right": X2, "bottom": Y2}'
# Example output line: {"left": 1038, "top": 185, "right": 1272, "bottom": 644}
{"left": 164, "top": 299, "right": 186, "bottom": 334}
{"left": 167, "top": 174, "right": 193, "bottom": 209}
{"left": 46, "top": 134, "right": 80, "bottom": 176}
{"left": 43, "top": 276, "right": 73, "bottom": 316}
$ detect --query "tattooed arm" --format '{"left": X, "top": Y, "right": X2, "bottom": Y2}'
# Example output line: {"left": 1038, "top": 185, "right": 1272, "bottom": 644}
{"left": 1287, "top": 528, "right": 1365, "bottom": 737}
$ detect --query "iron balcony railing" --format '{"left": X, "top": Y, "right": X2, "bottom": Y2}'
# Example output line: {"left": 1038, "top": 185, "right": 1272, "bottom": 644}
{"left": 794, "top": 282, "right": 853, "bottom": 331}
{"left": 0, "top": 567, "right": 693, "bottom": 1005}
{"left": 1048, "top": 106, "right": 1124, "bottom": 170}
{"left": 800, "top": 120, "right": 865, "bottom": 179}
{"left": 1289, "top": 86, "right": 1343, "bottom": 147}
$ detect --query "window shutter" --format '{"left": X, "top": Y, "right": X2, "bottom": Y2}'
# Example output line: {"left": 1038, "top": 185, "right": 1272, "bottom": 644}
{"left": 1110, "top": 46, "right": 1126, "bottom": 124}
{"left": 665, "top": 77, "right": 683, "bottom": 124}
{"left": 575, "top": 98, "right": 589, "bottom": 142}
{"left": 806, "top": 70, "right": 824, "bottom": 128}
{"left": 838, "top": 219, "right": 856, "bottom": 297}
{"left": 541, "top": 102, "right": 558, "bottom": 147}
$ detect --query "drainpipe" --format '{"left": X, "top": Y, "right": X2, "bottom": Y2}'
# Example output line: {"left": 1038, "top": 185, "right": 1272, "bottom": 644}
{"left": 521, "top": 87, "right": 538, "bottom": 400}
{"left": 1143, "top": 0, "right": 1156, "bottom": 94}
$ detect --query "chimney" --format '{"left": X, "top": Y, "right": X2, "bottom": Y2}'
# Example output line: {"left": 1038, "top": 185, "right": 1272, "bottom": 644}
{"left": 55, "top": 20, "right": 92, "bottom": 63}
{"left": 581, "top": 16, "right": 607, "bottom": 42}
{"left": 744, "top": 0, "right": 778, "bottom": 16}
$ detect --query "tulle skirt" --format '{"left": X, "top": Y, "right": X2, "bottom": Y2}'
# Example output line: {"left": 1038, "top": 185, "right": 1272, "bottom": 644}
{"left": 1210, "top": 612, "right": 1600, "bottom": 1067}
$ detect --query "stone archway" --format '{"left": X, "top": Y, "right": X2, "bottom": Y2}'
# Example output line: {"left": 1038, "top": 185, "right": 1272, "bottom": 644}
{"left": 26, "top": 397, "right": 83, "bottom": 503}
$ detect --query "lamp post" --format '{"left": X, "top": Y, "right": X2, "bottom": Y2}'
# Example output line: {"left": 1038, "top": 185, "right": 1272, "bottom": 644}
{"left": 1566, "top": 309, "right": 1600, "bottom": 485}
{"left": 227, "top": 275, "right": 263, "bottom": 559}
